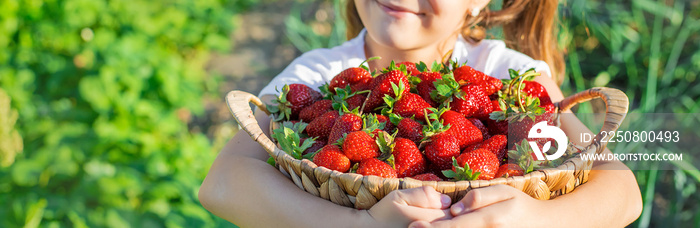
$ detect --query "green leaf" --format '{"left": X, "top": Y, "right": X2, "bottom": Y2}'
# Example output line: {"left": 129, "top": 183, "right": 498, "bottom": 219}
{"left": 416, "top": 61, "right": 428, "bottom": 72}
{"left": 24, "top": 199, "right": 47, "bottom": 228}
{"left": 267, "top": 157, "right": 276, "bottom": 167}
{"left": 442, "top": 170, "right": 456, "bottom": 178}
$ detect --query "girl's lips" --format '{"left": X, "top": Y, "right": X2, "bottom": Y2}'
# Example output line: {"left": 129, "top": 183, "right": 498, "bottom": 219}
{"left": 377, "top": 1, "right": 422, "bottom": 18}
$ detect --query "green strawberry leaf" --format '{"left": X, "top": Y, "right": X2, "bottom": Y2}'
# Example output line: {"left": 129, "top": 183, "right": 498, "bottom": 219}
{"left": 416, "top": 61, "right": 429, "bottom": 72}
{"left": 508, "top": 139, "right": 539, "bottom": 174}
{"left": 386, "top": 155, "right": 396, "bottom": 169}
{"left": 331, "top": 85, "right": 355, "bottom": 111}
{"left": 267, "top": 157, "right": 276, "bottom": 167}
{"left": 302, "top": 149, "right": 319, "bottom": 160}
{"left": 509, "top": 69, "right": 519, "bottom": 79}
{"left": 269, "top": 85, "right": 294, "bottom": 121}
{"left": 319, "top": 83, "right": 332, "bottom": 99}
{"left": 430, "top": 61, "right": 442, "bottom": 72}
{"left": 442, "top": 170, "right": 456, "bottom": 178}
{"left": 409, "top": 76, "right": 422, "bottom": 86}
{"left": 350, "top": 163, "right": 359, "bottom": 173}
{"left": 375, "top": 130, "right": 394, "bottom": 156}
{"left": 271, "top": 122, "right": 313, "bottom": 160}
{"left": 388, "top": 113, "right": 403, "bottom": 126}
{"left": 449, "top": 157, "right": 481, "bottom": 181}
{"left": 362, "top": 114, "right": 385, "bottom": 135}
{"left": 421, "top": 111, "right": 450, "bottom": 140}
{"left": 489, "top": 111, "right": 506, "bottom": 121}
{"left": 336, "top": 133, "right": 348, "bottom": 146}
{"left": 435, "top": 84, "right": 452, "bottom": 97}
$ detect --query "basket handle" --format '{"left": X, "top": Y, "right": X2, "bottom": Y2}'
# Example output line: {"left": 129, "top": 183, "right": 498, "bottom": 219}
{"left": 225, "top": 90, "right": 279, "bottom": 157}
{"left": 555, "top": 87, "right": 629, "bottom": 154}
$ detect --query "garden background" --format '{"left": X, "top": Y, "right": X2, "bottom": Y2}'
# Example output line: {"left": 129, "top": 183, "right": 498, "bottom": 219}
{"left": 0, "top": 0, "right": 698, "bottom": 227}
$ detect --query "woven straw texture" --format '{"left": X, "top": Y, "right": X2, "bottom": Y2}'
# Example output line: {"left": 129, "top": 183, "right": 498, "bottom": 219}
{"left": 226, "top": 87, "right": 629, "bottom": 209}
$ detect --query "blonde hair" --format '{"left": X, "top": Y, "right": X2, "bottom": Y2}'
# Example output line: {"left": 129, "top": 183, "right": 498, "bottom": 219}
{"left": 344, "top": 0, "right": 565, "bottom": 85}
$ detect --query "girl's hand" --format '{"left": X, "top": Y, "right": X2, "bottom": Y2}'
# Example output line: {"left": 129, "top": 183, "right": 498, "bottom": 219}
{"left": 408, "top": 185, "right": 546, "bottom": 228}
{"left": 365, "top": 186, "right": 454, "bottom": 227}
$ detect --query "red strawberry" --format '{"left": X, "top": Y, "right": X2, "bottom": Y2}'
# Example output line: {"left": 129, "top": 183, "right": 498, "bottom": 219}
{"left": 268, "top": 84, "right": 322, "bottom": 121}
{"left": 480, "top": 76, "right": 503, "bottom": 95}
{"left": 486, "top": 119, "right": 509, "bottom": 136}
{"left": 440, "top": 110, "right": 482, "bottom": 149}
{"left": 486, "top": 100, "right": 508, "bottom": 136}
{"left": 392, "top": 138, "right": 426, "bottom": 178}
{"left": 391, "top": 92, "right": 431, "bottom": 121}
{"left": 312, "top": 145, "right": 351, "bottom": 172}
{"left": 307, "top": 111, "right": 339, "bottom": 140}
{"left": 363, "top": 63, "right": 410, "bottom": 113}
{"left": 418, "top": 71, "right": 443, "bottom": 82}
{"left": 327, "top": 113, "right": 363, "bottom": 145}
{"left": 452, "top": 149, "right": 499, "bottom": 180}
{"left": 411, "top": 173, "right": 443, "bottom": 181}
{"left": 345, "top": 93, "right": 367, "bottom": 110}
{"left": 450, "top": 84, "right": 492, "bottom": 119}
{"left": 397, "top": 61, "right": 419, "bottom": 76}
{"left": 539, "top": 96, "right": 556, "bottom": 113}
{"left": 468, "top": 118, "right": 491, "bottom": 140}
{"left": 425, "top": 133, "right": 461, "bottom": 170}
{"left": 329, "top": 67, "right": 373, "bottom": 93}
{"left": 342, "top": 131, "right": 380, "bottom": 162}
{"left": 453, "top": 65, "right": 486, "bottom": 84}
{"left": 522, "top": 81, "right": 548, "bottom": 98}
{"left": 494, "top": 163, "right": 524, "bottom": 178}
{"left": 416, "top": 72, "right": 442, "bottom": 107}
{"left": 509, "top": 114, "right": 555, "bottom": 148}
{"left": 356, "top": 158, "right": 397, "bottom": 178}
{"left": 480, "top": 134, "right": 508, "bottom": 158}
{"left": 452, "top": 64, "right": 501, "bottom": 95}
{"left": 396, "top": 118, "right": 423, "bottom": 145}
{"left": 521, "top": 81, "right": 554, "bottom": 113}
{"left": 299, "top": 99, "right": 333, "bottom": 123}
{"left": 464, "top": 135, "right": 508, "bottom": 162}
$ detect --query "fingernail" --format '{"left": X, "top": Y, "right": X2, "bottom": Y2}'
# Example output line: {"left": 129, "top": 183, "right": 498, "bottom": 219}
{"left": 451, "top": 202, "right": 464, "bottom": 214}
{"left": 440, "top": 194, "right": 451, "bottom": 207}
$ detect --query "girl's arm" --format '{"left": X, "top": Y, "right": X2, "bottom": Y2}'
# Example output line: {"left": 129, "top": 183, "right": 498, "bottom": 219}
{"left": 410, "top": 74, "right": 643, "bottom": 228}
{"left": 198, "top": 96, "right": 452, "bottom": 228}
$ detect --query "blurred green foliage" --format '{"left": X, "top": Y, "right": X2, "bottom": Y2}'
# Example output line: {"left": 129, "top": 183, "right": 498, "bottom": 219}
{"left": 0, "top": 0, "right": 256, "bottom": 227}
{"left": 559, "top": 1, "right": 700, "bottom": 227}
{"left": 285, "top": 0, "right": 700, "bottom": 227}
{"left": 0, "top": 88, "right": 23, "bottom": 167}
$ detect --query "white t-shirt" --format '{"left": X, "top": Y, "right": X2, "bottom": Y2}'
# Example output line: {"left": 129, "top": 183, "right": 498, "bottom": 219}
{"left": 259, "top": 29, "right": 552, "bottom": 97}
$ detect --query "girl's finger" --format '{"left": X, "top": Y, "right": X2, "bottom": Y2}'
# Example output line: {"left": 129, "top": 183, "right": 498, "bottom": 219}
{"left": 451, "top": 184, "right": 518, "bottom": 216}
{"left": 414, "top": 198, "right": 515, "bottom": 228}
{"left": 399, "top": 207, "right": 453, "bottom": 223}
{"left": 392, "top": 186, "right": 452, "bottom": 209}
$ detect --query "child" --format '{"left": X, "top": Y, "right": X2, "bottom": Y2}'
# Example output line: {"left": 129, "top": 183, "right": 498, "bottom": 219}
{"left": 199, "top": 0, "right": 643, "bottom": 227}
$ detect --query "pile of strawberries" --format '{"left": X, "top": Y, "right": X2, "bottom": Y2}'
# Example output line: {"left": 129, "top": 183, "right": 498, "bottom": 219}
{"left": 267, "top": 59, "right": 576, "bottom": 181}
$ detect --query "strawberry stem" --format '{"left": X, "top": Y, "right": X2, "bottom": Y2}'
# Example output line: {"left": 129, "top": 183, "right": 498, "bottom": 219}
{"left": 359, "top": 56, "right": 381, "bottom": 71}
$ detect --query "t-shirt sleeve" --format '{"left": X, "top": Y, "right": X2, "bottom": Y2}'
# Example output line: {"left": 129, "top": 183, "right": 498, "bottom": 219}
{"left": 520, "top": 60, "right": 552, "bottom": 79}
{"left": 258, "top": 51, "right": 331, "bottom": 97}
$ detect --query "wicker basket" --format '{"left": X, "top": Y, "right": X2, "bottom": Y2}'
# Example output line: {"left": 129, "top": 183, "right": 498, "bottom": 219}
{"left": 226, "top": 87, "right": 628, "bottom": 209}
